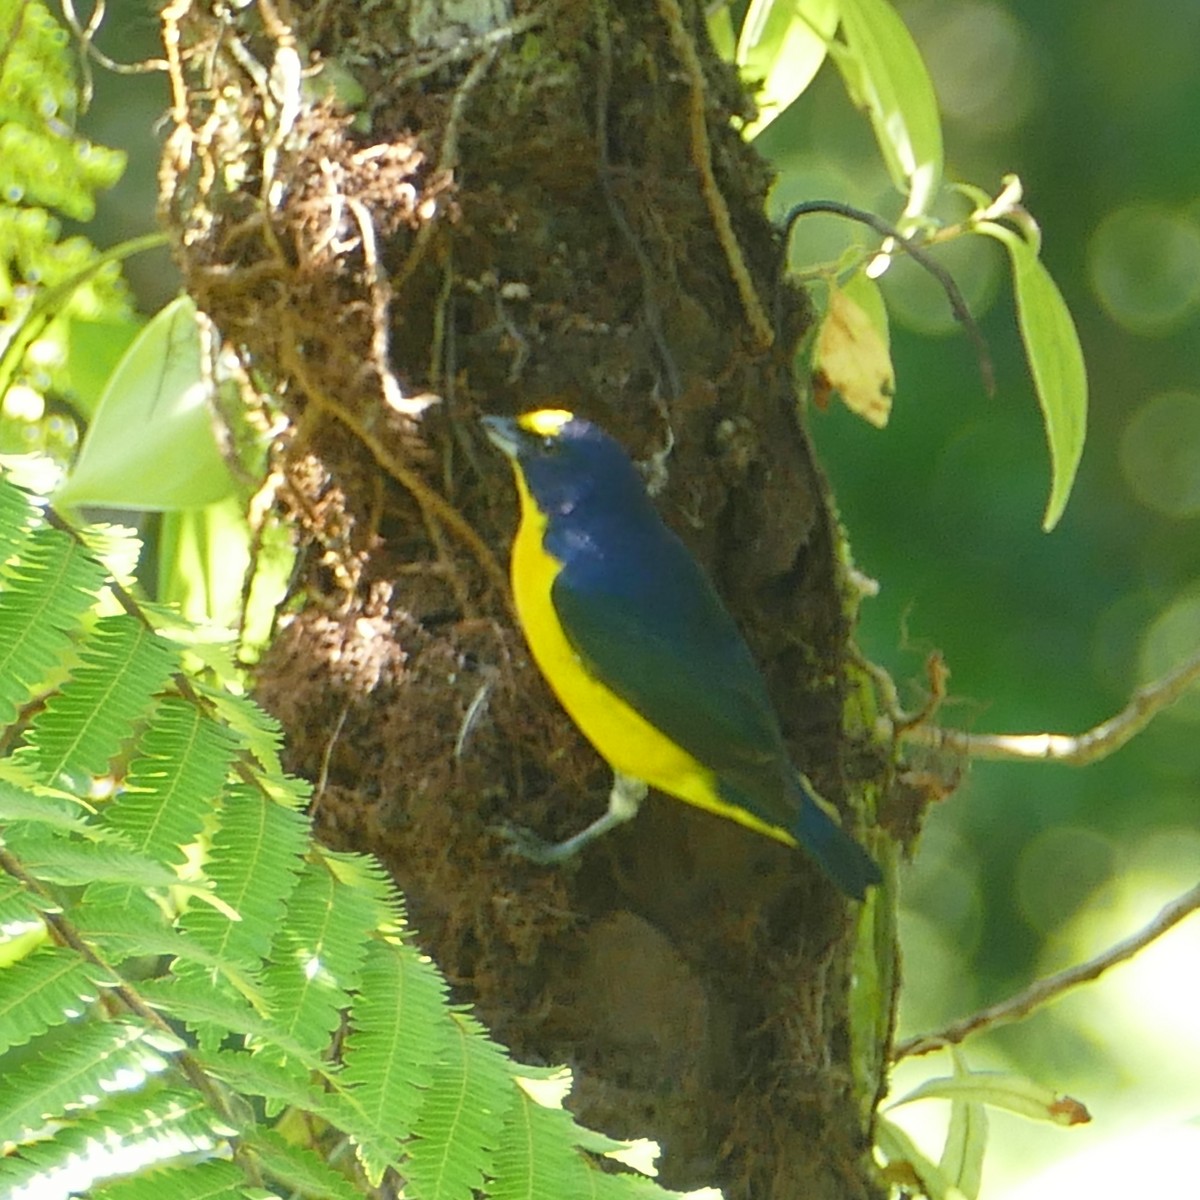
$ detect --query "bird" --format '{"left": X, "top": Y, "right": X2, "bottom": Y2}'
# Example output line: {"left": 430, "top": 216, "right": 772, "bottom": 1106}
{"left": 481, "top": 408, "right": 882, "bottom": 899}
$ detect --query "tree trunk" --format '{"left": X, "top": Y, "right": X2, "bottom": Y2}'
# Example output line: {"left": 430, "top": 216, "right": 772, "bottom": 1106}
{"left": 161, "top": 0, "right": 894, "bottom": 1195}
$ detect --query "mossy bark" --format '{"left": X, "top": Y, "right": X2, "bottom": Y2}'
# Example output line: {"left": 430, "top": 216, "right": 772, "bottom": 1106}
{"left": 160, "top": 0, "right": 895, "bottom": 1195}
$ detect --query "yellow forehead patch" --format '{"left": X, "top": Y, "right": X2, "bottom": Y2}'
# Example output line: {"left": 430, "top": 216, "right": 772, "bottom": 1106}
{"left": 517, "top": 409, "right": 575, "bottom": 437}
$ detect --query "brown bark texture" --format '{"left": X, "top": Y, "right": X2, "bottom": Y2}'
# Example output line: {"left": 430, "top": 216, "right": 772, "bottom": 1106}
{"left": 159, "top": 0, "right": 897, "bottom": 1195}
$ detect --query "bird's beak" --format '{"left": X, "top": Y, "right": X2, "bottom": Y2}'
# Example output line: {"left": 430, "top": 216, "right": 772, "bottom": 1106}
{"left": 480, "top": 414, "right": 521, "bottom": 459}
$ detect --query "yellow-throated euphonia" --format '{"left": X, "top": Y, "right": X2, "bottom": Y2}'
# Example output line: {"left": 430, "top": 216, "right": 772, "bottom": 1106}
{"left": 482, "top": 409, "right": 881, "bottom": 898}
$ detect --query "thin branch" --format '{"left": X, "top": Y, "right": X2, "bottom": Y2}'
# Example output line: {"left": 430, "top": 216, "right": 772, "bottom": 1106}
{"left": 783, "top": 199, "right": 995, "bottom": 397}
{"left": 0, "top": 845, "right": 240, "bottom": 1124}
{"left": 278, "top": 339, "right": 512, "bottom": 610}
{"left": 657, "top": 0, "right": 774, "bottom": 350}
{"left": 895, "top": 645, "right": 1200, "bottom": 765}
{"left": 894, "top": 881, "right": 1200, "bottom": 1059}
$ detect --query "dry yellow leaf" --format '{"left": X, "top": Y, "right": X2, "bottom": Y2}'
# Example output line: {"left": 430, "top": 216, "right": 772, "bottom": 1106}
{"left": 814, "top": 282, "right": 895, "bottom": 428}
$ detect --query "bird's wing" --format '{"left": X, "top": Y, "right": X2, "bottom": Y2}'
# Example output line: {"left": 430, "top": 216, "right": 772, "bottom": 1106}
{"left": 551, "top": 547, "right": 799, "bottom": 829}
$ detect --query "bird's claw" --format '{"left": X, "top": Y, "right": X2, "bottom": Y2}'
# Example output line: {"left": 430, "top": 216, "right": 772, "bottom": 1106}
{"left": 489, "top": 822, "right": 581, "bottom": 867}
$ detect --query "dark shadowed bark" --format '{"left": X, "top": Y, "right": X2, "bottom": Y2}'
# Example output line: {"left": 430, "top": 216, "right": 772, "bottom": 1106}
{"left": 160, "top": 0, "right": 897, "bottom": 1195}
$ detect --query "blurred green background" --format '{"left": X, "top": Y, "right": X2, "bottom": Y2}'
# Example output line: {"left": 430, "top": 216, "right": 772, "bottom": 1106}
{"left": 72, "top": 0, "right": 1199, "bottom": 1194}
{"left": 759, "top": 2, "right": 1200, "bottom": 1193}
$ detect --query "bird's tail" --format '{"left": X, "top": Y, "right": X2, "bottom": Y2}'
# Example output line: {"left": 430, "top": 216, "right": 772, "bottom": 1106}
{"left": 792, "top": 777, "right": 882, "bottom": 900}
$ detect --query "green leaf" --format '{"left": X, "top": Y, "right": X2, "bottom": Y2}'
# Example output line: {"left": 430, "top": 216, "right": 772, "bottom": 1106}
{"left": 3, "top": 828, "right": 182, "bottom": 889}
{"left": 199, "top": 1047, "right": 403, "bottom": 1173}
{"left": 341, "top": 937, "right": 451, "bottom": 1182}
{"left": 875, "top": 1115, "right": 963, "bottom": 1200}
{"left": 0, "top": 1088, "right": 227, "bottom": 1199}
{"left": 736, "top": 0, "right": 839, "bottom": 139}
{"left": 156, "top": 496, "right": 252, "bottom": 630}
{"left": 178, "top": 782, "right": 308, "bottom": 976}
{"left": 0, "top": 2, "right": 126, "bottom": 221}
{"left": 939, "top": 1049, "right": 987, "bottom": 1200}
{"left": 0, "top": 523, "right": 108, "bottom": 728}
{"left": 404, "top": 1010, "right": 512, "bottom": 1200}
{"left": 0, "top": 948, "right": 107, "bottom": 1058}
{"left": 99, "top": 696, "right": 237, "bottom": 870}
{"left": 261, "top": 861, "right": 376, "bottom": 1063}
{"left": 136, "top": 976, "right": 322, "bottom": 1069}
{"left": 92, "top": 1159, "right": 247, "bottom": 1200}
{"left": 491, "top": 1081, "right": 602, "bottom": 1200}
{"left": 15, "top": 614, "right": 176, "bottom": 789}
{"left": 54, "top": 296, "right": 236, "bottom": 512}
{"left": 975, "top": 220, "right": 1088, "bottom": 530}
{"left": 0, "top": 1020, "right": 172, "bottom": 1144}
{"left": 240, "top": 1128, "right": 365, "bottom": 1200}
{"left": 832, "top": 0, "right": 943, "bottom": 220}
{"left": 0, "top": 872, "right": 48, "bottom": 941}
{"left": 74, "top": 908, "right": 263, "bottom": 995}
{"left": 61, "top": 316, "right": 145, "bottom": 419}
{"left": 893, "top": 1066, "right": 1091, "bottom": 1126}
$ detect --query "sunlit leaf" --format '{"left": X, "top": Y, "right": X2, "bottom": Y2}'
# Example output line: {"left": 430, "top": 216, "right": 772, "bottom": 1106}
{"left": 893, "top": 1066, "right": 1092, "bottom": 1126}
{"left": 940, "top": 1048, "right": 987, "bottom": 1200}
{"left": 54, "top": 296, "right": 236, "bottom": 512}
{"left": 832, "top": 0, "right": 943, "bottom": 221}
{"left": 706, "top": 3, "right": 736, "bottom": 59}
{"left": 976, "top": 220, "right": 1088, "bottom": 530}
{"left": 876, "top": 1115, "right": 965, "bottom": 1200}
{"left": 737, "top": 0, "right": 840, "bottom": 139}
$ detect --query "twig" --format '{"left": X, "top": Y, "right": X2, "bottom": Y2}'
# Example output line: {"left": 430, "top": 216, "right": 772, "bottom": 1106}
{"left": 0, "top": 845, "right": 241, "bottom": 1125}
{"left": 783, "top": 199, "right": 995, "bottom": 396}
{"left": 895, "top": 645, "right": 1200, "bottom": 766}
{"left": 279, "top": 339, "right": 511, "bottom": 609}
{"left": 656, "top": 0, "right": 774, "bottom": 350}
{"left": 395, "top": 9, "right": 546, "bottom": 87}
{"left": 894, "top": 881, "right": 1200, "bottom": 1059}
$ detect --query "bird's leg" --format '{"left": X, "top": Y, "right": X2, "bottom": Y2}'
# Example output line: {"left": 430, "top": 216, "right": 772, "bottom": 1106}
{"left": 498, "top": 771, "right": 648, "bottom": 864}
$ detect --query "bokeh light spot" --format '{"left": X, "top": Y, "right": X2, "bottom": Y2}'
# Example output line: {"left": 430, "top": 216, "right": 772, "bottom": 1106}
{"left": 919, "top": 2, "right": 1037, "bottom": 134}
{"left": 1088, "top": 205, "right": 1200, "bottom": 334}
{"left": 1140, "top": 588, "right": 1200, "bottom": 722}
{"left": 1016, "top": 826, "right": 1116, "bottom": 936}
{"left": 1119, "top": 390, "right": 1200, "bottom": 517}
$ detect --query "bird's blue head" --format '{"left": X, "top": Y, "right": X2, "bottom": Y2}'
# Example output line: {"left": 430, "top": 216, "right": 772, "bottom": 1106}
{"left": 481, "top": 410, "right": 645, "bottom": 518}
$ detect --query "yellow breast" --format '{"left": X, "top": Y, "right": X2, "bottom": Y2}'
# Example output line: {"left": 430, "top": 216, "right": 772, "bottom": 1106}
{"left": 507, "top": 467, "right": 717, "bottom": 805}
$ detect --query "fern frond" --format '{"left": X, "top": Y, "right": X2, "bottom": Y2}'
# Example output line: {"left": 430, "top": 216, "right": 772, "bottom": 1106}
{"left": 73, "top": 908, "right": 262, "bottom": 1000}
{"left": 491, "top": 1083, "right": 603, "bottom": 1200}
{"left": 0, "top": 1088, "right": 224, "bottom": 1200}
{"left": 136, "top": 976, "right": 323, "bottom": 1070}
{"left": 261, "top": 859, "right": 375, "bottom": 1063}
{"left": 0, "top": 477, "right": 35, "bottom": 560}
{"left": 178, "top": 781, "right": 307, "bottom": 975}
{"left": 0, "top": 778, "right": 118, "bottom": 840}
{"left": 0, "top": 946, "right": 105, "bottom": 1057}
{"left": 15, "top": 614, "right": 175, "bottom": 789}
{"left": 99, "top": 696, "right": 237, "bottom": 867}
{"left": 197, "top": 1046, "right": 402, "bottom": 1171}
{"left": 240, "top": 1127, "right": 365, "bottom": 1200}
{"left": 0, "top": 1019, "right": 176, "bottom": 1144}
{"left": 403, "top": 1009, "right": 512, "bottom": 1200}
{"left": 0, "top": 523, "right": 108, "bottom": 727}
{"left": 193, "top": 681, "right": 289, "bottom": 787}
{"left": 318, "top": 844, "right": 405, "bottom": 927}
{"left": 340, "top": 935, "right": 448, "bottom": 1183}
{"left": 4, "top": 826, "right": 181, "bottom": 889}
{"left": 91, "top": 1158, "right": 246, "bottom": 1200}
{"left": 0, "top": 871, "right": 48, "bottom": 939}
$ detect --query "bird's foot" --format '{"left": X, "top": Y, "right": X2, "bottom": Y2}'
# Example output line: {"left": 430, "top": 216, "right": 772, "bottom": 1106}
{"left": 490, "top": 822, "right": 584, "bottom": 866}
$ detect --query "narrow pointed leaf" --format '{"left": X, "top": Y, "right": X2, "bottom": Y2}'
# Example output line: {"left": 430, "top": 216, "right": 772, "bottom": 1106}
{"left": 833, "top": 0, "right": 943, "bottom": 220}
{"left": 976, "top": 220, "right": 1088, "bottom": 530}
